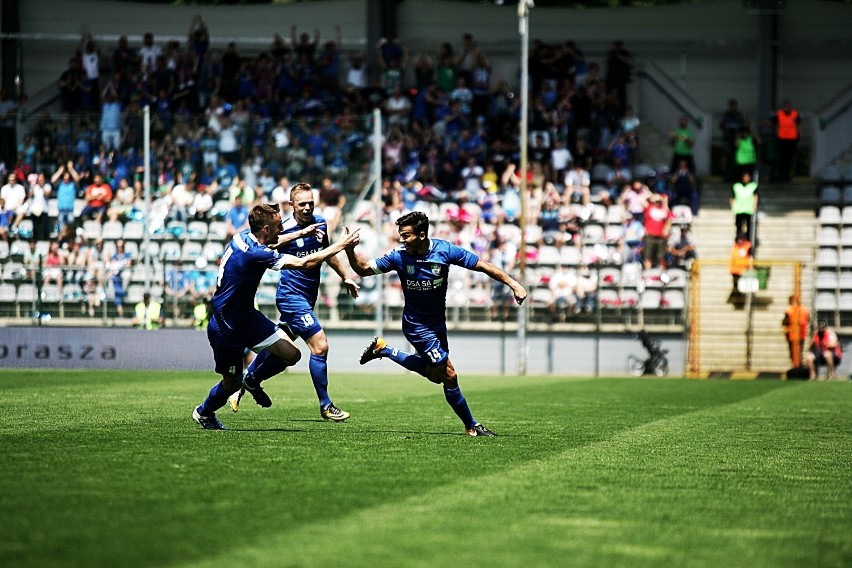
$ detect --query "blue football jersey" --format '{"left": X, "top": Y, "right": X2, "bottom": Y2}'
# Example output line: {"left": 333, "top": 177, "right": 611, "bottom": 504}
{"left": 373, "top": 239, "right": 479, "bottom": 324}
{"left": 212, "top": 229, "right": 290, "bottom": 326}
{"left": 275, "top": 214, "right": 329, "bottom": 308}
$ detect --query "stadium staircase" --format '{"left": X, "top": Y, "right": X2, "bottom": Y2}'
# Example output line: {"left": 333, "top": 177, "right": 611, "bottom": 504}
{"left": 690, "top": 179, "right": 817, "bottom": 375}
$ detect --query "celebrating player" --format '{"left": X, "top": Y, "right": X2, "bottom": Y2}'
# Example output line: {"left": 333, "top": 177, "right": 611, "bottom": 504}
{"left": 229, "top": 182, "right": 361, "bottom": 421}
{"left": 192, "top": 203, "right": 360, "bottom": 430}
{"left": 346, "top": 211, "right": 527, "bottom": 436}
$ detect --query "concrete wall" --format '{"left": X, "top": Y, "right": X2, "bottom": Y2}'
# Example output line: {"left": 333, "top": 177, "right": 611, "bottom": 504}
{"left": 0, "top": 325, "right": 686, "bottom": 376}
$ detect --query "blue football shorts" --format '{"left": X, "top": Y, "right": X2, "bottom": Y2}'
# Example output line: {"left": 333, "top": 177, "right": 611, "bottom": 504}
{"left": 208, "top": 309, "right": 287, "bottom": 376}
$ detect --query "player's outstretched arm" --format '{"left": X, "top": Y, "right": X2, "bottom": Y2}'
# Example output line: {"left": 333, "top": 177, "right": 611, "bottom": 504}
{"left": 327, "top": 254, "right": 361, "bottom": 298}
{"left": 282, "top": 227, "right": 360, "bottom": 270}
{"left": 473, "top": 259, "right": 528, "bottom": 305}
{"left": 270, "top": 222, "right": 322, "bottom": 250}
{"left": 345, "top": 245, "right": 376, "bottom": 278}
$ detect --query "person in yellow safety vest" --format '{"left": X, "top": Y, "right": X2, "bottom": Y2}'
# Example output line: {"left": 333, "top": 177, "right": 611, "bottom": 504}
{"left": 731, "top": 171, "right": 759, "bottom": 243}
{"left": 772, "top": 99, "right": 800, "bottom": 182}
{"left": 782, "top": 294, "right": 809, "bottom": 368}
{"left": 193, "top": 298, "right": 211, "bottom": 330}
{"left": 132, "top": 292, "right": 164, "bottom": 330}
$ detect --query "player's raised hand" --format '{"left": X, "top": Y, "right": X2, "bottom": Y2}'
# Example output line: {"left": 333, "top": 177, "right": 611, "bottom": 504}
{"left": 300, "top": 222, "right": 323, "bottom": 239}
{"left": 338, "top": 226, "right": 361, "bottom": 248}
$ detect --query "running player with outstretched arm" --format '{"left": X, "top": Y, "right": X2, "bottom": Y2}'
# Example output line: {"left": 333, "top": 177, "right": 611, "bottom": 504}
{"left": 192, "top": 203, "right": 359, "bottom": 430}
{"left": 345, "top": 211, "right": 527, "bottom": 436}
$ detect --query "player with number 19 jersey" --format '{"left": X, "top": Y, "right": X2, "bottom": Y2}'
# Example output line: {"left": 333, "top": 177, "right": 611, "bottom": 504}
{"left": 372, "top": 239, "right": 479, "bottom": 363}
{"left": 275, "top": 213, "right": 328, "bottom": 338}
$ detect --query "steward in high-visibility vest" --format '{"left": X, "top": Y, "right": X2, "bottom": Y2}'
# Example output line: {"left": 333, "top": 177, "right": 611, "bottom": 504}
{"left": 731, "top": 172, "right": 759, "bottom": 242}
{"left": 773, "top": 100, "right": 800, "bottom": 182}
{"left": 133, "top": 293, "right": 163, "bottom": 330}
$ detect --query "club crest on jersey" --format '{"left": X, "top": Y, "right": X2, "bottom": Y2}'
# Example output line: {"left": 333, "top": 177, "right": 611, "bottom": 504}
{"left": 296, "top": 238, "right": 304, "bottom": 247}
{"left": 406, "top": 265, "right": 415, "bottom": 274}
{"left": 430, "top": 264, "right": 441, "bottom": 276}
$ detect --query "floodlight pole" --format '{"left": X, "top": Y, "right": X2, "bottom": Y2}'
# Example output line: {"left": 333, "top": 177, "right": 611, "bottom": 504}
{"left": 373, "top": 108, "right": 384, "bottom": 339}
{"left": 517, "top": 0, "right": 533, "bottom": 376}
{"left": 142, "top": 105, "right": 152, "bottom": 292}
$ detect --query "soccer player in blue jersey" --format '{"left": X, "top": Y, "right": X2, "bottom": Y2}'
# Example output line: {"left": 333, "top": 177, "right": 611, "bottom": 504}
{"left": 346, "top": 211, "right": 527, "bottom": 436}
{"left": 192, "top": 203, "right": 360, "bottom": 430}
{"left": 228, "top": 183, "right": 361, "bottom": 421}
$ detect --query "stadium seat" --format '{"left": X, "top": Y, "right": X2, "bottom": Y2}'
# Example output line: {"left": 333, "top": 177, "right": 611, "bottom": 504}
{"left": 632, "top": 163, "right": 656, "bottom": 182}
{"left": 0, "top": 282, "right": 17, "bottom": 302}
{"left": 125, "top": 284, "right": 145, "bottom": 305}
{"left": 160, "top": 241, "right": 182, "bottom": 261}
{"left": 559, "top": 246, "right": 582, "bottom": 267}
{"left": 207, "top": 221, "right": 228, "bottom": 242}
{"left": 621, "top": 262, "right": 642, "bottom": 288}
{"left": 845, "top": 165, "right": 852, "bottom": 182}
{"left": 640, "top": 289, "right": 662, "bottom": 309}
{"left": 210, "top": 200, "right": 231, "bottom": 220}
{"left": 62, "top": 283, "right": 84, "bottom": 303}
{"left": 166, "top": 221, "right": 188, "bottom": 240}
{"left": 815, "top": 271, "right": 838, "bottom": 290}
{"left": 604, "top": 225, "right": 624, "bottom": 244}
{"left": 817, "top": 248, "right": 839, "bottom": 267}
{"left": 82, "top": 220, "right": 102, "bottom": 240}
{"left": 815, "top": 291, "right": 837, "bottom": 312}
{"left": 47, "top": 198, "right": 58, "bottom": 217}
{"left": 529, "top": 287, "right": 554, "bottom": 307}
{"left": 820, "top": 185, "right": 842, "bottom": 205}
{"left": 840, "top": 249, "right": 852, "bottom": 267}
{"left": 591, "top": 164, "right": 613, "bottom": 183}
{"left": 202, "top": 241, "right": 224, "bottom": 261}
{"left": 819, "top": 227, "right": 841, "bottom": 247}
{"left": 582, "top": 224, "right": 605, "bottom": 245}
{"left": 41, "top": 284, "right": 61, "bottom": 303}
{"left": 642, "top": 267, "right": 666, "bottom": 288}
{"left": 537, "top": 245, "right": 560, "bottom": 267}
{"left": 662, "top": 289, "right": 686, "bottom": 310}
{"left": 182, "top": 242, "right": 203, "bottom": 261}
{"left": 187, "top": 221, "right": 209, "bottom": 240}
{"left": 102, "top": 221, "right": 124, "bottom": 240}
{"left": 123, "top": 241, "right": 140, "bottom": 260}
{"left": 619, "top": 289, "right": 640, "bottom": 308}
{"left": 16, "top": 219, "right": 34, "bottom": 239}
{"left": 838, "top": 272, "right": 852, "bottom": 290}
{"left": 843, "top": 185, "right": 852, "bottom": 204}
{"left": 589, "top": 204, "right": 607, "bottom": 224}
{"left": 820, "top": 206, "right": 841, "bottom": 225}
{"left": 16, "top": 283, "right": 37, "bottom": 303}
{"left": 819, "top": 165, "right": 842, "bottom": 184}
{"left": 839, "top": 292, "right": 852, "bottom": 312}
{"left": 34, "top": 240, "right": 50, "bottom": 257}
{"left": 841, "top": 228, "right": 852, "bottom": 247}
{"left": 599, "top": 267, "right": 621, "bottom": 288}
{"left": 607, "top": 204, "right": 627, "bottom": 225}
{"left": 123, "top": 221, "right": 145, "bottom": 241}
{"left": 664, "top": 268, "right": 688, "bottom": 288}
{"left": 0, "top": 240, "right": 8, "bottom": 261}
{"left": 599, "top": 289, "right": 620, "bottom": 308}
{"left": 2, "top": 262, "right": 26, "bottom": 281}
{"left": 525, "top": 224, "right": 543, "bottom": 244}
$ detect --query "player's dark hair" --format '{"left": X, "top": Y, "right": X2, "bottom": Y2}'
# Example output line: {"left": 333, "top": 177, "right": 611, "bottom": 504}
{"left": 396, "top": 211, "right": 430, "bottom": 236}
{"left": 249, "top": 203, "right": 280, "bottom": 233}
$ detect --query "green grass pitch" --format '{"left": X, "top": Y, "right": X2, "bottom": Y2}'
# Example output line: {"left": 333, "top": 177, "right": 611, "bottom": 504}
{"left": 1, "top": 370, "right": 850, "bottom": 568}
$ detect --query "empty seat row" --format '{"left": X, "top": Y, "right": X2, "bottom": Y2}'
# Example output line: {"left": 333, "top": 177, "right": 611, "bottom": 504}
{"left": 818, "top": 206, "right": 852, "bottom": 226}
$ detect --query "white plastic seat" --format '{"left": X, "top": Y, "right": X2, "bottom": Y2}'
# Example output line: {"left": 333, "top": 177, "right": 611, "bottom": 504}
{"left": 819, "top": 166, "right": 842, "bottom": 183}
{"left": 82, "top": 220, "right": 102, "bottom": 240}
{"left": 182, "top": 241, "right": 203, "bottom": 261}
{"left": 640, "top": 289, "right": 662, "bottom": 309}
{"left": 607, "top": 204, "right": 627, "bottom": 225}
{"left": 621, "top": 262, "right": 642, "bottom": 288}
{"left": 559, "top": 246, "right": 582, "bottom": 266}
{"left": 16, "top": 283, "right": 37, "bottom": 303}
{"left": 41, "top": 284, "right": 61, "bottom": 303}
{"left": 160, "top": 241, "right": 182, "bottom": 261}
{"left": 529, "top": 287, "right": 554, "bottom": 307}
{"left": 102, "top": 221, "right": 124, "bottom": 240}
{"left": 840, "top": 249, "right": 852, "bottom": 267}
{"left": 664, "top": 268, "right": 688, "bottom": 288}
{"left": 202, "top": 241, "right": 225, "bottom": 261}
{"left": 62, "top": 283, "right": 84, "bottom": 302}
{"left": 207, "top": 221, "right": 228, "bottom": 242}
{"left": 819, "top": 227, "right": 841, "bottom": 247}
{"left": 815, "top": 291, "right": 837, "bottom": 312}
{"left": 619, "top": 289, "right": 640, "bottom": 308}
{"left": 662, "top": 289, "right": 685, "bottom": 310}
{"left": 604, "top": 225, "right": 624, "bottom": 244}
{"left": 582, "top": 224, "right": 605, "bottom": 244}
{"left": 599, "top": 289, "right": 620, "bottom": 308}
{"left": 815, "top": 271, "right": 838, "bottom": 290}
{"left": 599, "top": 267, "right": 621, "bottom": 288}
{"left": 820, "top": 206, "right": 841, "bottom": 225}
{"left": 187, "top": 221, "right": 209, "bottom": 240}
{"left": 125, "top": 284, "right": 146, "bottom": 305}
{"left": 839, "top": 292, "right": 852, "bottom": 311}
{"left": 817, "top": 248, "right": 839, "bottom": 267}
{"left": 123, "top": 221, "right": 145, "bottom": 241}
{"left": 591, "top": 164, "right": 613, "bottom": 183}
{"left": 537, "top": 245, "right": 561, "bottom": 267}
{"left": 671, "top": 205, "right": 693, "bottom": 225}
{"left": 0, "top": 282, "right": 16, "bottom": 301}
{"left": 838, "top": 272, "right": 852, "bottom": 290}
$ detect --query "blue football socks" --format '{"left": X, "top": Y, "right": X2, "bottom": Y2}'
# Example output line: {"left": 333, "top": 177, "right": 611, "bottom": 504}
{"left": 309, "top": 353, "right": 332, "bottom": 408}
{"left": 198, "top": 381, "right": 232, "bottom": 416}
{"left": 443, "top": 386, "right": 476, "bottom": 429}
{"left": 244, "top": 350, "right": 288, "bottom": 388}
{"left": 383, "top": 347, "right": 428, "bottom": 376}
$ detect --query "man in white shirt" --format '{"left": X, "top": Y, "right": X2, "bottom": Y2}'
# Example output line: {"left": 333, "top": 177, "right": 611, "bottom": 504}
{"left": 270, "top": 177, "right": 292, "bottom": 219}
{"left": 139, "top": 32, "right": 162, "bottom": 77}
{"left": 564, "top": 164, "right": 591, "bottom": 205}
{"left": 1, "top": 173, "right": 27, "bottom": 217}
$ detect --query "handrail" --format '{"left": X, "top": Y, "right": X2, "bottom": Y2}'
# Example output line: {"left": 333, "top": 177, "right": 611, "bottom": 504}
{"left": 816, "top": 81, "right": 852, "bottom": 130}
